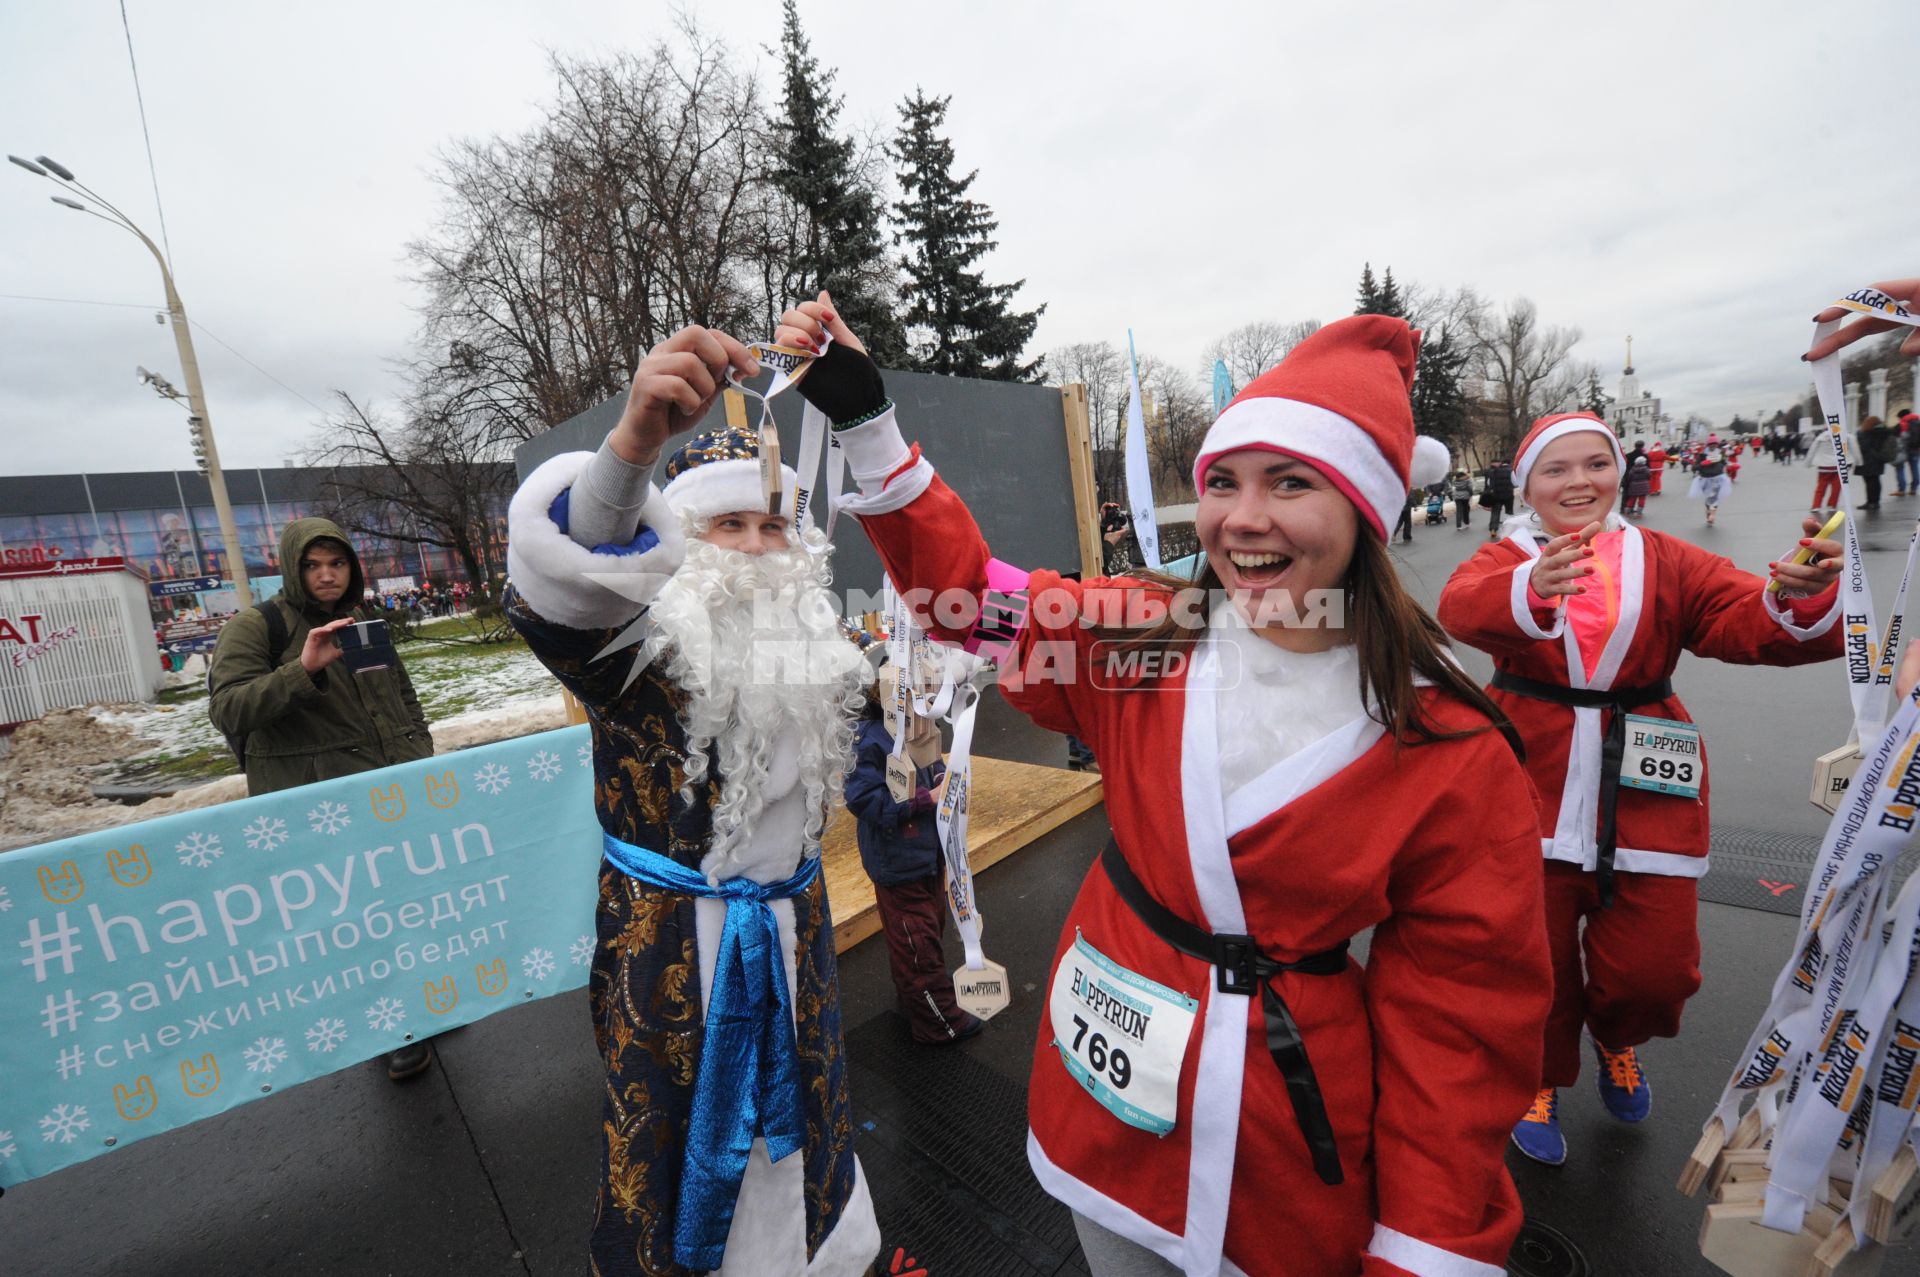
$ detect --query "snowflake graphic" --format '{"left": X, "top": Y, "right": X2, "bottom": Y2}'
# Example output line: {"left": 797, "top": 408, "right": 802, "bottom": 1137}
{"left": 38, "top": 1103, "right": 90, "bottom": 1145}
{"left": 242, "top": 1036, "right": 289, "bottom": 1075}
{"left": 365, "top": 997, "right": 407, "bottom": 1033}
{"left": 307, "top": 800, "right": 352, "bottom": 836}
{"left": 243, "top": 815, "right": 289, "bottom": 852}
{"left": 527, "top": 750, "right": 563, "bottom": 782}
{"left": 569, "top": 934, "right": 595, "bottom": 967}
{"left": 577, "top": 743, "right": 592, "bottom": 769}
{"left": 0, "top": 884, "right": 11, "bottom": 912}
{"left": 304, "top": 1017, "right": 349, "bottom": 1054}
{"left": 175, "top": 830, "right": 224, "bottom": 869}
{"left": 473, "top": 762, "right": 512, "bottom": 796}
{"left": 0, "top": 1129, "right": 15, "bottom": 1161}
{"left": 521, "top": 948, "right": 556, "bottom": 981}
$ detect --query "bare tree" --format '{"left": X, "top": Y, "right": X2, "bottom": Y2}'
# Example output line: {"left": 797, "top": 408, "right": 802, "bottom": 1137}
{"left": 1049, "top": 341, "right": 1127, "bottom": 497}
{"left": 1200, "top": 319, "right": 1321, "bottom": 392}
{"left": 406, "top": 24, "right": 770, "bottom": 450}
{"left": 305, "top": 394, "right": 517, "bottom": 640}
{"left": 1467, "top": 297, "right": 1583, "bottom": 457}
{"left": 1135, "top": 356, "right": 1207, "bottom": 502}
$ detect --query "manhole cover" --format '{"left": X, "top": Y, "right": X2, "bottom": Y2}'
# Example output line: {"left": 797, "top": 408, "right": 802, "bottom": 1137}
{"left": 1507, "top": 1219, "right": 1589, "bottom": 1277}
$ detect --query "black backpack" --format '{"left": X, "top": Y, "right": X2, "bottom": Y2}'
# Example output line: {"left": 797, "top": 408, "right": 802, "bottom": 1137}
{"left": 210, "top": 599, "right": 290, "bottom": 770}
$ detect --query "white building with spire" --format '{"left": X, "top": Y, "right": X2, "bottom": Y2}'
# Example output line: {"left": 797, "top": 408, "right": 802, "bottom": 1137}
{"left": 1607, "top": 335, "right": 1663, "bottom": 442}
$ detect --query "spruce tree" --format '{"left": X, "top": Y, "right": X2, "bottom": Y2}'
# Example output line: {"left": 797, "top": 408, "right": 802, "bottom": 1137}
{"left": 1410, "top": 327, "right": 1471, "bottom": 450}
{"left": 890, "top": 89, "right": 1045, "bottom": 381}
{"left": 1376, "top": 267, "right": 1406, "bottom": 319}
{"left": 1354, "top": 263, "right": 1380, "bottom": 314}
{"left": 1354, "top": 263, "right": 1408, "bottom": 319}
{"left": 768, "top": 0, "right": 904, "bottom": 361}
{"left": 1580, "top": 368, "right": 1613, "bottom": 417}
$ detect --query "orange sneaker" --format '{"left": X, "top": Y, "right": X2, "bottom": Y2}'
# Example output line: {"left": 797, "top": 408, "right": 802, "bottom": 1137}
{"left": 1593, "top": 1039, "right": 1651, "bottom": 1123}
{"left": 1511, "top": 1087, "right": 1565, "bottom": 1165}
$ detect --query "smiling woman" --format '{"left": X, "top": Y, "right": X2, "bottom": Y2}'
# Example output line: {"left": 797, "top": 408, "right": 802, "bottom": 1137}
{"left": 778, "top": 300, "right": 1555, "bottom": 1277}
{"left": 1438, "top": 409, "right": 1846, "bottom": 1170}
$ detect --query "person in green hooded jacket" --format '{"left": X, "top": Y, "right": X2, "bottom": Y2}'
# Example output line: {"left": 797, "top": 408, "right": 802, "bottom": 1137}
{"left": 208, "top": 516, "right": 437, "bottom": 1079}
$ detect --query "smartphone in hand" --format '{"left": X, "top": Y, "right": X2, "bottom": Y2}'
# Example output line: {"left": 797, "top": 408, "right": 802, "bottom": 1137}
{"left": 336, "top": 618, "right": 396, "bottom": 672}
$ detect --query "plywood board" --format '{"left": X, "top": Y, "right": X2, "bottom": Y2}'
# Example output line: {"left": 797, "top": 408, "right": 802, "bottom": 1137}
{"left": 823, "top": 756, "right": 1104, "bottom": 954}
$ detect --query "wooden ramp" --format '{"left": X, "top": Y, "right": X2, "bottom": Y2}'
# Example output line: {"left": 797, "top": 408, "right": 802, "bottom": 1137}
{"left": 823, "top": 757, "right": 1104, "bottom": 953}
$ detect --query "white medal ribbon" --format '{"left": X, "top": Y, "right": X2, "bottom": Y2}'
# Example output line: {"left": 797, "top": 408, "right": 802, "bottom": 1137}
{"left": 725, "top": 331, "right": 847, "bottom": 524}
{"left": 885, "top": 577, "right": 988, "bottom": 969}
{"left": 1849, "top": 884, "right": 1920, "bottom": 1242}
{"left": 1870, "top": 522, "right": 1920, "bottom": 712}
{"left": 1702, "top": 681, "right": 1920, "bottom": 1238}
{"left": 883, "top": 578, "right": 915, "bottom": 769}
{"left": 1809, "top": 289, "right": 1920, "bottom": 741}
{"left": 934, "top": 678, "right": 987, "bottom": 970}
{"left": 728, "top": 329, "right": 848, "bottom": 539}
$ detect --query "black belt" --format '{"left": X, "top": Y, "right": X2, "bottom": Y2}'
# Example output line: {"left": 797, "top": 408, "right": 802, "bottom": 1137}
{"left": 1490, "top": 671, "right": 1675, "bottom": 908}
{"left": 1099, "top": 840, "right": 1349, "bottom": 1185}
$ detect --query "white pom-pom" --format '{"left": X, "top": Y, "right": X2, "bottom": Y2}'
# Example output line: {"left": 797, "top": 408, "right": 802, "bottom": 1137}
{"left": 1409, "top": 435, "right": 1452, "bottom": 489}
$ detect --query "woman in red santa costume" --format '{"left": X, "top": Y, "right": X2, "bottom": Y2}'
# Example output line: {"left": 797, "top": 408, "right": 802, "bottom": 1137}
{"left": 779, "top": 297, "right": 1553, "bottom": 1276}
{"left": 1436, "top": 413, "right": 1844, "bottom": 1167}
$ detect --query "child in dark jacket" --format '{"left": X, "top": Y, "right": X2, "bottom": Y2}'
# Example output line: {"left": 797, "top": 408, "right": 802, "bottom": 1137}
{"left": 845, "top": 697, "right": 984, "bottom": 1044}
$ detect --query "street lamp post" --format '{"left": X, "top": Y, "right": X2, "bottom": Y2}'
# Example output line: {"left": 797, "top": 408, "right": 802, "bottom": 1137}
{"left": 10, "top": 152, "right": 254, "bottom": 607}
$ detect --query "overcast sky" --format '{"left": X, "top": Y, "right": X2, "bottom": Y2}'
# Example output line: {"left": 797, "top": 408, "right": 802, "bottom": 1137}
{"left": 3, "top": 1, "right": 1914, "bottom": 477}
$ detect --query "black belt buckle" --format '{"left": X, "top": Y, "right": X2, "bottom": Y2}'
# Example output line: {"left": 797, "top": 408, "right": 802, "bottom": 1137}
{"left": 1216, "top": 935, "right": 1258, "bottom": 995}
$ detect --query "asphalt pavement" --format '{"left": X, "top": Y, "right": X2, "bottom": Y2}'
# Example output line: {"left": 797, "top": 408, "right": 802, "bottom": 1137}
{"left": 4, "top": 454, "right": 1916, "bottom": 1276}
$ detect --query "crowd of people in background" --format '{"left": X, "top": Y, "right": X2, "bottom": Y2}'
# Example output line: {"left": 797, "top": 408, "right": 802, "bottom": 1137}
{"left": 362, "top": 578, "right": 472, "bottom": 621}
{"left": 1384, "top": 416, "right": 1920, "bottom": 541}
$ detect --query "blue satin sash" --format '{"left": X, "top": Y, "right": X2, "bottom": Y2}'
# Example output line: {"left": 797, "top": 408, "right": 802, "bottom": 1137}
{"left": 600, "top": 831, "right": 819, "bottom": 1267}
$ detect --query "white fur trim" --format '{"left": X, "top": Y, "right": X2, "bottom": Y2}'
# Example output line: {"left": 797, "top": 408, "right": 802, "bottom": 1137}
{"left": 1025, "top": 1130, "right": 1187, "bottom": 1266}
{"left": 1410, "top": 435, "right": 1453, "bottom": 489}
{"left": 1509, "top": 557, "right": 1564, "bottom": 641}
{"left": 838, "top": 458, "right": 934, "bottom": 517}
{"left": 1515, "top": 419, "right": 1624, "bottom": 490}
{"left": 1195, "top": 397, "right": 1404, "bottom": 536}
{"left": 834, "top": 405, "right": 936, "bottom": 517}
{"left": 832, "top": 404, "right": 910, "bottom": 482}
{"left": 1177, "top": 626, "right": 1246, "bottom": 1267}
{"left": 1223, "top": 713, "right": 1384, "bottom": 839}
{"left": 506, "top": 451, "right": 685, "bottom": 631}
{"left": 1365, "top": 1223, "right": 1504, "bottom": 1277}
{"left": 664, "top": 456, "right": 800, "bottom": 522}
{"left": 1542, "top": 840, "right": 1708, "bottom": 878}
{"left": 1614, "top": 847, "right": 1710, "bottom": 878}
{"left": 1763, "top": 585, "right": 1843, "bottom": 640}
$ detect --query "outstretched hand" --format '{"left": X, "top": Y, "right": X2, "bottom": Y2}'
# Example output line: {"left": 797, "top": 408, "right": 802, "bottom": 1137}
{"left": 1768, "top": 515, "right": 1844, "bottom": 598}
{"left": 609, "top": 326, "right": 758, "bottom": 466}
{"left": 776, "top": 291, "right": 888, "bottom": 424}
{"left": 1529, "top": 520, "right": 1606, "bottom": 600}
{"left": 1804, "top": 277, "right": 1920, "bottom": 361}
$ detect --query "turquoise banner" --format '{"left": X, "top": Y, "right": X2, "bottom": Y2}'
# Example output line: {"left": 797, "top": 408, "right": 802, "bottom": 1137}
{"left": 0, "top": 725, "right": 600, "bottom": 1188}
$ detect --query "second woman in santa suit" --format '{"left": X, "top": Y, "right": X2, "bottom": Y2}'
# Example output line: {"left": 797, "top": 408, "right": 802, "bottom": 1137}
{"left": 1437, "top": 413, "right": 1843, "bottom": 1168}
{"left": 779, "top": 298, "right": 1552, "bottom": 1277}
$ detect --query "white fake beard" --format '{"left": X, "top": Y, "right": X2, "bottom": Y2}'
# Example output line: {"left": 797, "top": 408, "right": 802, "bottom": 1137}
{"left": 644, "top": 524, "right": 868, "bottom": 878}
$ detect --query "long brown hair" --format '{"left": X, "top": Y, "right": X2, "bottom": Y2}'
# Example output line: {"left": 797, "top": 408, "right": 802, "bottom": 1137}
{"left": 1096, "top": 532, "right": 1519, "bottom": 753}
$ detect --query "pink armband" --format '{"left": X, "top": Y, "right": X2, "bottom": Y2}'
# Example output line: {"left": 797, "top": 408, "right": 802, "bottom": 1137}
{"left": 964, "top": 558, "right": 1031, "bottom": 665}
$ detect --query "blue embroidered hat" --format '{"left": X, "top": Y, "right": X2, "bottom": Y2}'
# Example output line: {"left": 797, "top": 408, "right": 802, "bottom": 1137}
{"left": 662, "top": 427, "right": 800, "bottom": 521}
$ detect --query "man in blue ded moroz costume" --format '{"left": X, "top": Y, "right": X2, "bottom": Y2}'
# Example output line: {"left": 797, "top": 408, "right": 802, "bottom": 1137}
{"left": 503, "top": 326, "right": 881, "bottom": 1274}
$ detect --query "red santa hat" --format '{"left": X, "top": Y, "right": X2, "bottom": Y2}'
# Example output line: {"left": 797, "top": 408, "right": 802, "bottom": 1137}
{"left": 1191, "top": 315, "right": 1451, "bottom": 539}
{"left": 1513, "top": 412, "right": 1626, "bottom": 489}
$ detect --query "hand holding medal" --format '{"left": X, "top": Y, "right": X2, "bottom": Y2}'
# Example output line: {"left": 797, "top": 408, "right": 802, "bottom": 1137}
{"left": 608, "top": 325, "right": 759, "bottom": 466}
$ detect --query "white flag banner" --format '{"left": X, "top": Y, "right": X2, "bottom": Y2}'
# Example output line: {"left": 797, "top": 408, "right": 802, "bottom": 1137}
{"left": 1123, "top": 330, "right": 1162, "bottom": 571}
